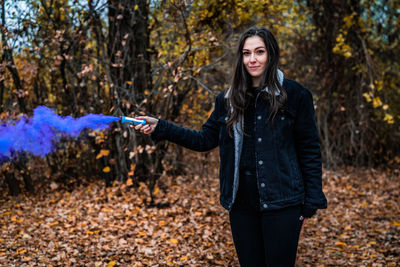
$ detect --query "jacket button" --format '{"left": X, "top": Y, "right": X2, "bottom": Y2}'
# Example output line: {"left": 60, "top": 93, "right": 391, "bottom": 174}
{"left": 225, "top": 116, "right": 228, "bottom": 121}
{"left": 263, "top": 204, "right": 268, "bottom": 208}
{"left": 257, "top": 115, "right": 262, "bottom": 120}
{"left": 260, "top": 183, "right": 265, "bottom": 187}
{"left": 258, "top": 160, "right": 263, "bottom": 165}
{"left": 244, "top": 170, "right": 252, "bottom": 176}
{"left": 281, "top": 116, "right": 285, "bottom": 120}
{"left": 257, "top": 137, "right": 262, "bottom": 143}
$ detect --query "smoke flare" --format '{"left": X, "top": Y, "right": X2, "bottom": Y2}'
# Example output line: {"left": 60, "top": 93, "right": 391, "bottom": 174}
{"left": 0, "top": 106, "right": 120, "bottom": 162}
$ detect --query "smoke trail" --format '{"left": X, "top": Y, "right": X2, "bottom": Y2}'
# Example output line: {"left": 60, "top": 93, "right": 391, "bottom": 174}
{"left": 0, "top": 106, "right": 120, "bottom": 162}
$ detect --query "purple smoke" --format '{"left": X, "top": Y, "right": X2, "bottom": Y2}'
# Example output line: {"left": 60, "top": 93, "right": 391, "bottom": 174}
{"left": 0, "top": 106, "right": 120, "bottom": 162}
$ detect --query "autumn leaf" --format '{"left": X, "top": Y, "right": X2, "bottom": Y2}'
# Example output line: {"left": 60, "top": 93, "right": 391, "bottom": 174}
{"left": 96, "top": 149, "right": 110, "bottom": 159}
{"left": 153, "top": 187, "right": 159, "bottom": 195}
{"left": 169, "top": 238, "right": 178, "bottom": 244}
{"left": 126, "top": 178, "right": 133, "bottom": 186}
{"left": 391, "top": 221, "right": 400, "bottom": 227}
{"left": 336, "top": 242, "right": 347, "bottom": 247}
{"left": 128, "top": 163, "right": 136, "bottom": 177}
{"left": 372, "top": 97, "right": 382, "bottom": 108}
{"left": 383, "top": 113, "right": 394, "bottom": 124}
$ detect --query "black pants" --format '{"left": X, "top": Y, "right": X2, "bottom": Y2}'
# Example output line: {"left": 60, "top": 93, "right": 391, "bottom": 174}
{"left": 229, "top": 205, "right": 303, "bottom": 267}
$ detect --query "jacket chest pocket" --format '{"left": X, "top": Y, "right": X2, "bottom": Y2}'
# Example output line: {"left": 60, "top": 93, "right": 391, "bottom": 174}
{"left": 275, "top": 109, "right": 295, "bottom": 141}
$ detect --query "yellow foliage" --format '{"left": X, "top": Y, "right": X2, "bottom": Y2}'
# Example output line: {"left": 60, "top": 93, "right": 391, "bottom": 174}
{"left": 333, "top": 33, "right": 352, "bottom": 57}
{"left": 372, "top": 97, "right": 382, "bottom": 108}
{"left": 362, "top": 92, "right": 372, "bottom": 102}
{"left": 343, "top": 13, "right": 355, "bottom": 29}
{"left": 48, "top": 93, "right": 57, "bottom": 104}
{"left": 383, "top": 114, "right": 394, "bottom": 124}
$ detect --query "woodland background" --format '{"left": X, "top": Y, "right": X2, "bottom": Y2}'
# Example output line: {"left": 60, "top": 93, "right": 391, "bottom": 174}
{"left": 0, "top": 0, "right": 399, "bottom": 266}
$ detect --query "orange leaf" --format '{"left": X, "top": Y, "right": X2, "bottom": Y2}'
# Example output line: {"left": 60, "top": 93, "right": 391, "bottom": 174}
{"left": 103, "top": 166, "right": 110, "bottom": 173}
{"left": 126, "top": 178, "right": 133, "bottom": 186}
{"left": 96, "top": 149, "right": 110, "bottom": 159}
{"left": 153, "top": 187, "right": 159, "bottom": 195}
{"left": 17, "top": 249, "right": 26, "bottom": 254}
{"left": 169, "top": 238, "right": 178, "bottom": 244}
{"left": 336, "top": 241, "right": 347, "bottom": 247}
{"left": 128, "top": 164, "right": 136, "bottom": 176}
{"left": 392, "top": 221, "right": 400, "bottom": 227}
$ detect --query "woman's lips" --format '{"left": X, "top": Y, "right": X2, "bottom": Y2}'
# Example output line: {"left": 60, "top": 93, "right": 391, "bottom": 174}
{"left": 249, "top": 66, "right": 259, "bottom": 70}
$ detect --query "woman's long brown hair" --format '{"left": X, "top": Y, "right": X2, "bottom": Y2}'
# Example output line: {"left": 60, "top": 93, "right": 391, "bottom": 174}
{"left": 226, "top": 27, "right": 287, "bottom": 136}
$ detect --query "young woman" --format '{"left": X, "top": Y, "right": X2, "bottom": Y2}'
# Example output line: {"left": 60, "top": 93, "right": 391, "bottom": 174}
{"left": 133, "top": 26, "right": 327, "bottom": 266}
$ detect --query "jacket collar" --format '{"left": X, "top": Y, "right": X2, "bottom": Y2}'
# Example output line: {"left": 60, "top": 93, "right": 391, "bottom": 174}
{"left": 224, "top": 69, "right": 284, "bottom": 98}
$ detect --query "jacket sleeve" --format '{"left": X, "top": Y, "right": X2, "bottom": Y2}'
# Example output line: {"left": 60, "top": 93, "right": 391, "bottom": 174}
{"left": 150, "top": 93, "right": 223, "bottom": 152}
{"left": 294, "top": 88, "right": 327, "bottom": 210}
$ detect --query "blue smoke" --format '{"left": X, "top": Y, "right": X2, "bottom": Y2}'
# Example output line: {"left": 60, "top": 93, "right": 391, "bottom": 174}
{"left": 0, "top": 106, "right": 120, "bottom": 162}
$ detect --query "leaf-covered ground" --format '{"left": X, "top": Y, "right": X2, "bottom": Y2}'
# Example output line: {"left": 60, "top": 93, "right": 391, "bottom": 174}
{"left": 1, "top": 166, "right": 399, "bottom": 266}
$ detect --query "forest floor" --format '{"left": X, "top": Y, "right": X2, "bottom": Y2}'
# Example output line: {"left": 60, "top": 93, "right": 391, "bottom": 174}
{"left": 0, "top": 161, "right": 399, "bottom": 266}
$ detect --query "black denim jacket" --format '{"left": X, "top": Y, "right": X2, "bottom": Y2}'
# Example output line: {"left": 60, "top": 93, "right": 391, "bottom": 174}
{"left": 151, "top": 78, "right": 327, "bottom": 212}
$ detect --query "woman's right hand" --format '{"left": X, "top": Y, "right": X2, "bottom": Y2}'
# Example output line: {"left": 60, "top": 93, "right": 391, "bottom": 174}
{"left": 131, "top": 116, "right": 159, "bottom": 135}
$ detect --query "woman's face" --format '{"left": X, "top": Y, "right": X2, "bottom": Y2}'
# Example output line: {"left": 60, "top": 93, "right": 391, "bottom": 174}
{"left": 242, "top": 36, "right": 268, "bottom": 87}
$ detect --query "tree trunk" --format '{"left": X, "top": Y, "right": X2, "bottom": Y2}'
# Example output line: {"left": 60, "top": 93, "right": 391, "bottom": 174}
{"left": 108, "top": 0, "right": 151, "bottom": 100}
{"left": 107, "top": 0, "right": 157, "bottom": 183}
{"left": 0, "top": 0, "right": 26, "bottom": 113}
{"left": 5, "top": 172, "right": 21, "bottom": 196}
{"left": 0, "top": 66, "right": 4, "bottom": 112}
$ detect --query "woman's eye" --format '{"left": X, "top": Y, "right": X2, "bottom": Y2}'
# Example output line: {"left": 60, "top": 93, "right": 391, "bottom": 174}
{"left": 256, "top": 50, "right": 265, "bottom": 55}
{"left": 243, "top": 51, "right": 250, "bottom": 56}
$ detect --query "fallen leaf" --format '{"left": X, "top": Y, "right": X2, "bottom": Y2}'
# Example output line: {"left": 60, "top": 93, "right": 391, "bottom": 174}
{"left": 169, "top": 238, "right": 178, "bottom": 244}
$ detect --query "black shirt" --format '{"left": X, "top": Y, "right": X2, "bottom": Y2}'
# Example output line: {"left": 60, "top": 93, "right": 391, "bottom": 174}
{"left": 234, "top": 90, "right": 261, "bottom": 210}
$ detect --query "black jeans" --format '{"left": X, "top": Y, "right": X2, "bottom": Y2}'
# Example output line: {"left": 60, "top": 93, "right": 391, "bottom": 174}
{"left": 229, "top": 205, "right": 303, "bottom": 267}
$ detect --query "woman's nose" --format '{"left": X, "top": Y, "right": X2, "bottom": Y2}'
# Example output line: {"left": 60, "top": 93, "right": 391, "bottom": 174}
{"left": 250, "top": 53, "right": 256, "bottom": 62}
